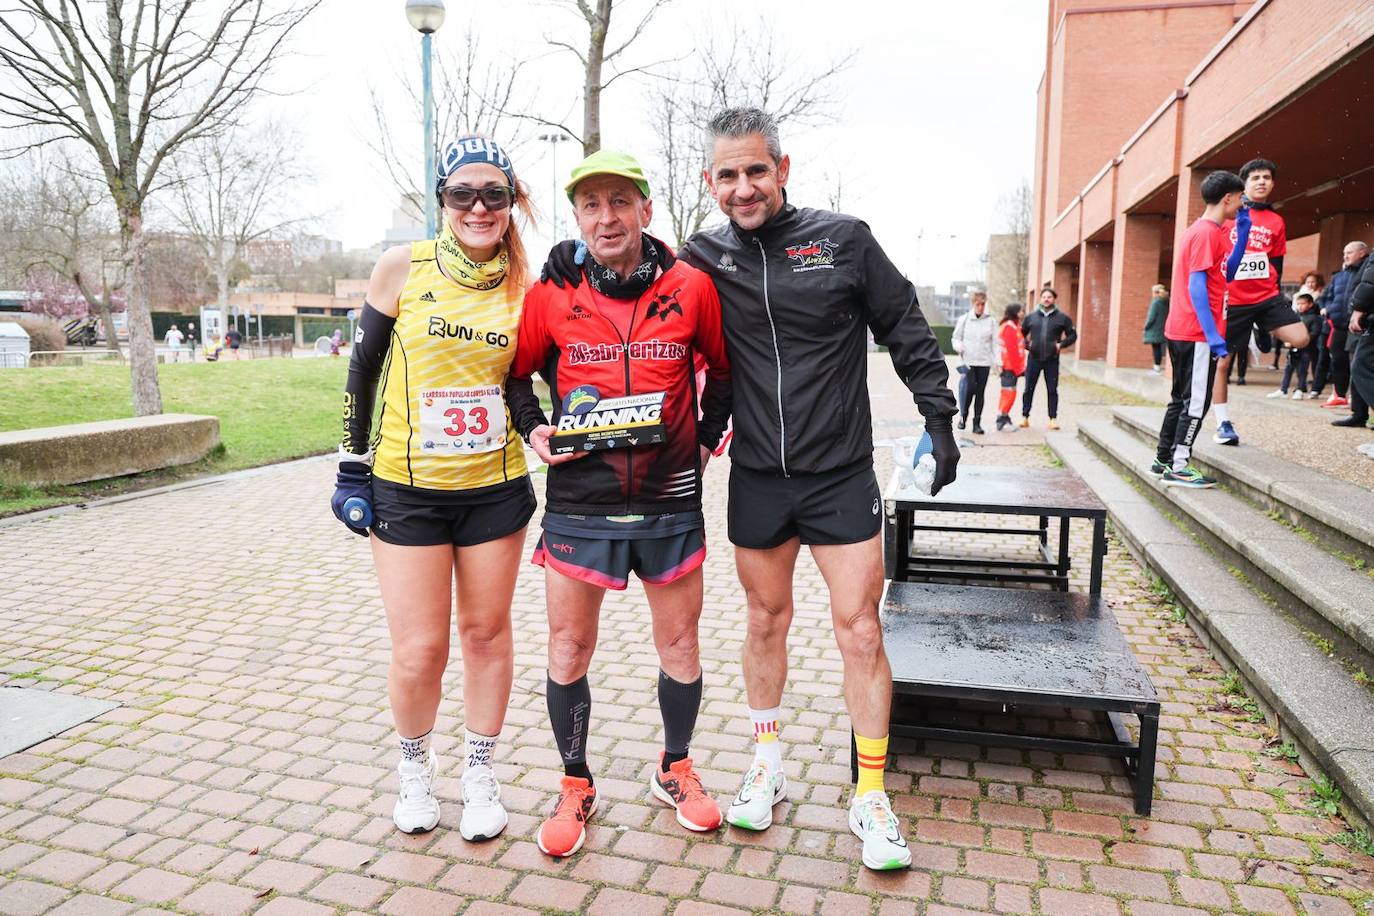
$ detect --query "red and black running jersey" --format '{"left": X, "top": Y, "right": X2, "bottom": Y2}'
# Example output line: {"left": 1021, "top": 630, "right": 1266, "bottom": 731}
{"left": 1224, "top": 207, "right": 1286, "bottom": 306}
{"left": 509, "top": 257, "right": 731, "bottom": 516}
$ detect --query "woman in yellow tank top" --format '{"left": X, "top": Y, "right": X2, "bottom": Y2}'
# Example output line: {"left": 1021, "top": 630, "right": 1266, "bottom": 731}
{"left": 331, "top": 136, "right": 535, "bottom": 842}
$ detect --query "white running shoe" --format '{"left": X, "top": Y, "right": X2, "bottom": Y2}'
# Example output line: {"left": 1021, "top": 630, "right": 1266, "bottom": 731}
{"left": 459, "top": 765, "right": 508, "bottom": 841}
{"left": 725, "top": 763, "right": 786, "bottom": 831}
{"left": 393, "top": 750, "right": 441, "bottom": 834}
{"left": 848, "top": 790, "right": 912, "bottom": 871}
{"left": 1266, "top": 389, "right": 1286, "bottom": 398}
{"left": 1291, "top": 390, "right": 1305, "bottom": 400}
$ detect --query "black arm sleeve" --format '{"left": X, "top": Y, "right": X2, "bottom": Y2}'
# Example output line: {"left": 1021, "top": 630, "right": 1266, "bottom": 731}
{"left": 1272, "top": 255, "right": 1284, "bottom": 287}
{"left": 341, "top": 303, "right": 396, "bottom": 457}
{"left": 504, "top": 374, "right": 548, "bottom": 442}
{"left": 857, "top": 222, "right": 957, "bottom": 421}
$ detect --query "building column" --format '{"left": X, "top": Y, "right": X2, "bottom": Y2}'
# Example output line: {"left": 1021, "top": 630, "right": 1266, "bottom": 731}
{"left": 1107, "top": 213, "right": 1165, "bottom": 368}
{"left": 1318, "top": 212, "right": 1374, "bottom": 271}
{"left": 1076, "top": 240, "right": 1113, "bottom": 361}
{"left": 1172, "top": 166, "right": 1205, "bottom": 254}
{"left": 1052, "top": 261, "right": 1077, "bottom": 322}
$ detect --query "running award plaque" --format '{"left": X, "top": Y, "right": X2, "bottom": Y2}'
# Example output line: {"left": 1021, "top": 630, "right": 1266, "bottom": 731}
{"left": 550, "top": 386, "right": 667, "bottom": 453}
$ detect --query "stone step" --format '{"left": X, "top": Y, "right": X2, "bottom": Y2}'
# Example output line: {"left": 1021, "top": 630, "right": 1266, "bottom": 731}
{"left": 1110, "top": 405, "right": 1374, "bottom": 569}
{"left": 1045, "top": 430, "right": 1374, "bottom": 826}
{"left": 1079, "top": 417, "right": 1374, "bottom": 674}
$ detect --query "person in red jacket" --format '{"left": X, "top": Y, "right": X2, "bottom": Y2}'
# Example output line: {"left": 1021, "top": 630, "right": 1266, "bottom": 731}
{"left": 995, "top": 303, "right": 1025, "bottom": 431}
{"left": 506, "top": 150, "right": 731, "bottom": 858}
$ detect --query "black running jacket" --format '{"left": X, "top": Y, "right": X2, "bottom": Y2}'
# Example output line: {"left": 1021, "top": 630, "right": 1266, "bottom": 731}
{"left": 679, "top": 203, "right": 955, "bottom": 476}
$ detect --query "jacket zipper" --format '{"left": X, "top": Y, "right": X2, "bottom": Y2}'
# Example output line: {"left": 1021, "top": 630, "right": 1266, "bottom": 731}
{"left": 755, "top": 239, "right": 788, "bottom": 476}
{"left": 592, "top": 291, "right": 641, "bottom": 513}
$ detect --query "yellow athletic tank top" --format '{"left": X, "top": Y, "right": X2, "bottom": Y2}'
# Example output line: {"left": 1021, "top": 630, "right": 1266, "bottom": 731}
{"left": 372, "top": 240, "right": 527, "bottom": 490}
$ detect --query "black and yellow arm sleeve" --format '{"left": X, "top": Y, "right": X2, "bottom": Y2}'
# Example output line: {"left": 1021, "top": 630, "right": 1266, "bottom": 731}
{"left": 340, "top": 303, "right": 397, "bottom": 462}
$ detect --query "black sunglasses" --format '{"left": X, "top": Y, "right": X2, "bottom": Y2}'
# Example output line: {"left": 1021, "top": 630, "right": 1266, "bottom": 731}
{"left": 439, "top": 185, "right": 515, "bottom": 211}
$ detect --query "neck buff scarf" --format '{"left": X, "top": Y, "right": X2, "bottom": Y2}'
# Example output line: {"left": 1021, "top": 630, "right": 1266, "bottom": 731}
{"left": 585, "top": 234, "right": 673, "bottom": 300}
{"left": 437, "top": 220, "right": 508, "bottom": 291}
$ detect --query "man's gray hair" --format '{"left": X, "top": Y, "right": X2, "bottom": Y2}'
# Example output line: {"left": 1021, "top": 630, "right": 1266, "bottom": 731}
{"left": 706, "top": 107, "right": 782, "bottom": 164}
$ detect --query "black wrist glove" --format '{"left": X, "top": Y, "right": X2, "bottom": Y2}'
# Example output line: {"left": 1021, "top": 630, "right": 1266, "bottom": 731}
{"left": 330, "top": 460, "right": 373, "bottom": 537}
{"left": 539, "top": 240, "right": 585, "bottom": 288}
{"left": 923, "top": 414, "right": 961, "bottom": 497}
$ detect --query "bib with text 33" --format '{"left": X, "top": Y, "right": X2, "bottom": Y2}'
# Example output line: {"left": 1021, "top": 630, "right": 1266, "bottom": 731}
{"left": 418, "top": 385, "right": 506, "bottom": 454}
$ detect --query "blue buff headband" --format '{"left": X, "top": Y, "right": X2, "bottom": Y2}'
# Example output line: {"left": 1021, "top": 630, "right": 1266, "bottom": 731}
{"left": 436, "top": 136, "right": 515, "bottom": 196}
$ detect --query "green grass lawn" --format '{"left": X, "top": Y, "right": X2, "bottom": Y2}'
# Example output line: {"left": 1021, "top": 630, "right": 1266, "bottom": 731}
{"left": 0, "top": 357, "right": 347, "bottom": 516}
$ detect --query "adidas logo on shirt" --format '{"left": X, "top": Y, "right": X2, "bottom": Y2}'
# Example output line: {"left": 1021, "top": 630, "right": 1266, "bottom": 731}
{"left": 419, "top": 291, "right": 437, "bottom": 303}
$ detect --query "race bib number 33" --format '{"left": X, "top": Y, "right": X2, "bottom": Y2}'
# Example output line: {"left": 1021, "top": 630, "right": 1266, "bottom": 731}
{"left": 419, "top": 385, "right": 506, "bottom": 454}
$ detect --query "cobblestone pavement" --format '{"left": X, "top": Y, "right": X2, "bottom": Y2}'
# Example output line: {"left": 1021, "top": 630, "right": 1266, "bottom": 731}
{"left": 1, "top": 357, "right": 1371, "bottom": 915}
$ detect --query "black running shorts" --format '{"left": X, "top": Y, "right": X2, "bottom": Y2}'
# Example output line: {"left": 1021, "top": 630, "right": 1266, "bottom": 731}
{"left": 728, "top": 460, "right": 882, "bottom": 549}
{"left": 371, "top": 476, "right": 535, "bottom": 547}
{"left": 1225, "top": 294, "right": 1300, "bottom": 352}
{"left": 532, "top": 517, "right": 706, "bottom": 590}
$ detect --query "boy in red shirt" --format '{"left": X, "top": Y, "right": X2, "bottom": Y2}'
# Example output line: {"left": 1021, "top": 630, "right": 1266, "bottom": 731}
{"left": 1154, "top": 171, "right": 1251, "bottom": 487}
{"left": 1210, "top": 158, "right": 1309, "bottom": 446}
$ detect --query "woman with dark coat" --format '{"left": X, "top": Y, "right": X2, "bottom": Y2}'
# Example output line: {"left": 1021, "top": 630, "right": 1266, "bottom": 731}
{"left": 1143, "top": 284, "right": 1168, "bottom": 374}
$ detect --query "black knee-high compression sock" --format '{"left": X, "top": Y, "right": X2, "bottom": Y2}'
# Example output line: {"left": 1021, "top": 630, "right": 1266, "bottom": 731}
{"left": 658, "top": 669, "right": 703, "bottom": 771}
{"left": 547, "top": 674, "right": 593, "bottom": 784}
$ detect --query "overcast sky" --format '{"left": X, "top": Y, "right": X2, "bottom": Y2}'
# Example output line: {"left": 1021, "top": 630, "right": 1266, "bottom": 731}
{"left": 272, "top": 0, "right": 1046, "bottom": 289}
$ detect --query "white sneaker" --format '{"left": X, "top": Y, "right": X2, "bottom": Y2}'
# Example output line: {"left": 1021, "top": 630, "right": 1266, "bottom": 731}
{"left": 848, "top": 790, "right": 912, "bottom": 871}
{"left": 459, "top": 765, "right": 508, "bottom": 841}
{"left": 393, "top": 750, "right": 441, "bottom": 834}
{"left": 1291, "top": 390, "right": 1305, "bottom": 400}
{"left": 1308, "top": 391, "right": 1322, "bottom": 400}
{"left": 725, "top": 763, "right": 786, "bottom": 831}
{"left": 1266, "top": 389, "right": 1286, "bottom": 398}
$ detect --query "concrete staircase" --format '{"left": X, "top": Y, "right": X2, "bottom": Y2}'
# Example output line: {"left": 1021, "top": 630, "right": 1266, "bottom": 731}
{"left": 1048, "top": 407, "right": 1374, "bottom": 826}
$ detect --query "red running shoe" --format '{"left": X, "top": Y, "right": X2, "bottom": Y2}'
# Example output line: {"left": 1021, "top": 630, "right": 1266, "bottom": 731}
{"left": 650, "top": 753, "right": 722, "bottom": 831}
{"left": 536, "top": 776, "right": 597, "bottom": 857}
{"left": 1323, "top": 395, "right": 1350, "bottom": 408}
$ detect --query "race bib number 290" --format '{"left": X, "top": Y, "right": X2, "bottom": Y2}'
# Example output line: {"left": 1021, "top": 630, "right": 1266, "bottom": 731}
{"left": 1233, "top": 251, "right": 1269, "bottom": 281}
{"left": 418, "top": 385, "right": 506, "bottom": 454}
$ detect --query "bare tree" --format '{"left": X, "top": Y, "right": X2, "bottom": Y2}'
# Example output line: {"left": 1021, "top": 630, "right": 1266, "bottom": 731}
{"left": 365, "top": 29, "right": 533, "bottom": 225}
{"left": 170, "top": 121, "right": 310, "bottom": 330}
{"left": 505, "top": 0, "right": 673, "bottom": 156}
{"left": 648, "top": 21, "right": 856, "bottom": 247}
{"left": 2, "top": 151, "right": 124, "bottom": 348}
{"left": 0, "top": 0, "right": 320, "bottom": 415}
{"left": 997, "top": 179, "right": 1032, "bottom": 301}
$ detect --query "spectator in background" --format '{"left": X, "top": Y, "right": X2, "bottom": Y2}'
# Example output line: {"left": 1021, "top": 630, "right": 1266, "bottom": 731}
{"left": 184, "top": 321, "right": 199, "bottom": 362}
{"left": 1143, "top": 284, "right": 1168, "bottom": 374}
{"left": 204, "top": 332, "right": 223, "bottom": 362}
{"left": 1019, "top": 287, "right": 1077, "bottom": 431}
{"left": 951, "top": 291, "right": 997, "bottom": 434}
{"left": 330, "top": 328, "right": 343, "bottom": 357}
{"left": 996, "top": 304, "right": 1025, "bottom": 431}
{"left": 163, "top": 324, "right": 184, "bottom": 362}
{"left": 1336, "top": 246, "right": 1374, "bottom": 435}
{"left": 1268, "top": 292, "right": 1320, "bottom": 400}
{"left": 1313, "top": 242, "right": 1368, "bottom": 408}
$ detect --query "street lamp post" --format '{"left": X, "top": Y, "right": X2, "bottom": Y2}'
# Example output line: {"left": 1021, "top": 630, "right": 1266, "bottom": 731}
{"left": 406, "top": 0, "right": 446, "bottom": 239}
{"left": 539, "top": 132, "right": 572, "bottom": 237}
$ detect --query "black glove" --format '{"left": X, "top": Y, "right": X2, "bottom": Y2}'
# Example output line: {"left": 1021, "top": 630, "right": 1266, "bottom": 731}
{"left": 539, "top": 240, "right": 585, "bottom": 288}
{"left": 923, "top": 414, "right": 960, "bottom": 497}
{"left": 330, "top": 461, "right": 373, "bottom": 537}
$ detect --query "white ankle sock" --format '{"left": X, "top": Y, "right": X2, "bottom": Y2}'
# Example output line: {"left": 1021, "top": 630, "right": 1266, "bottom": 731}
{"left": 398, "top": 729, "right": 431, "bottom": 762}
{"left": 464, "top": 728, "right": 498, "bottom": 770}
{"left": 748, "top": 706, "right": 783, "bottom": 772}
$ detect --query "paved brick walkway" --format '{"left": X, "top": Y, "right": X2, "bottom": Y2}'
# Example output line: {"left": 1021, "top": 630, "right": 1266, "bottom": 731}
{"left": 1, "top": 358, "right": 1371, "bottom": 915}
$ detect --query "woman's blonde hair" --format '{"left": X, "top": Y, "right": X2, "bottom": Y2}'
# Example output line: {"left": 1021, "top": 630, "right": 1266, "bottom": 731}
{"left": 501, "top": 178, "right": 537, "bottom": 298}
{"left": 1152, "top": 284, "right": 1167, "bottom": 296}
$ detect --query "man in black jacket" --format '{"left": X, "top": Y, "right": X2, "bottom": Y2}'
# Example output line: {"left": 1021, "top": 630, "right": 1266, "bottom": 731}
{"left": 543, "top": 107, "right": 957, "bottom": 871}
{"left": 1019, "top": 288, "right": 1078, "bottom": 430}
{"left": 1342, "top": 243, "right": 1374, "bottom": 446}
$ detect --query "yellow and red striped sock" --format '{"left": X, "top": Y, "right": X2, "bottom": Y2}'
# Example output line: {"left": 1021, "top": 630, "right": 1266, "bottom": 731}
{"left": 854, "top": 733, "right": 888, "bottom": 796}
{"left": 749, "top": 706, "right": 783, "bottom": 772}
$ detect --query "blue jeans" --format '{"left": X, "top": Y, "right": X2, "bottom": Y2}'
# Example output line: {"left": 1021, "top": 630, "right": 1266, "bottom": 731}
{"left": 1021, "top": 355, "right": 1060, "bottom": 419}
